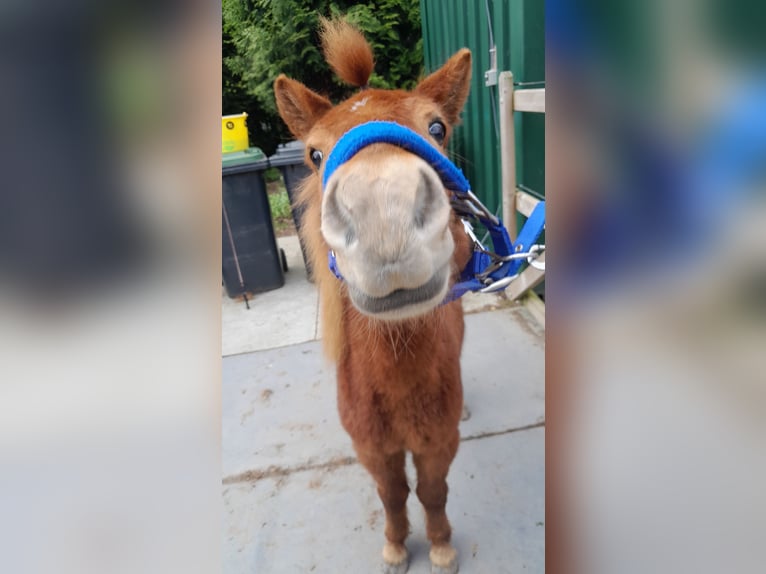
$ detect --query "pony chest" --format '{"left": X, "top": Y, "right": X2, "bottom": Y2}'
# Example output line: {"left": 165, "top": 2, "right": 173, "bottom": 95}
{"left": 336, "top": 355, "right": 462, "bottom": 447}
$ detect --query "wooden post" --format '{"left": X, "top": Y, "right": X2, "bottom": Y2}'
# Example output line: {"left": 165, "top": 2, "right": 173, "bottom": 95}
{"left": 498, "top": 71, "right": 517, "bottom": 240}
{"left": 505, "top": 253, "right": 546, "bottom": 301}
{"left": 513, "top": 89, "right": 545, "bottom": 113}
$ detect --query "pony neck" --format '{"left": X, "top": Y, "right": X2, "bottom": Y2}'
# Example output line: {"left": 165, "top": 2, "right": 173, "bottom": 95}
{"left": 339, "top": 295, "right": 456, "bottom": 364}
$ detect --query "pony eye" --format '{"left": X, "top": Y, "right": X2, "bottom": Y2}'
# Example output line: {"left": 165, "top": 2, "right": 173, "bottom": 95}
{"left": 428, "top": 121, "right": 446, "bottom": 144}
{"left": 309, "top": 148, "right": 324, "bottom": 169}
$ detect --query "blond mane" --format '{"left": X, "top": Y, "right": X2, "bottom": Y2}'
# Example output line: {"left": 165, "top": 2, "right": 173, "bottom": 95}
{"left": 296, "top": 175, "right": 345, "bottom": 361}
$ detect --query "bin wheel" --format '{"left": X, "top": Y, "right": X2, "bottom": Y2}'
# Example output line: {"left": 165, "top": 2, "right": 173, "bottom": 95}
{"left": 280, "top": 248, "right": 288, "bottom": 272}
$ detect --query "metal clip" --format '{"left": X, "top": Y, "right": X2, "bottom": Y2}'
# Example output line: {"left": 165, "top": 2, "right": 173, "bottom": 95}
{"left": 479, "top": 275, "right": 519, "bottom": 293}
{"left": 496, "top": 244, "right": 544, "bottom": 265}
{"left": 527, "top": 245, "right": 545, "bottom": 270}
{"left": 475, "top": 245, "right": 545, "bottom": 290}
{"left": 451, "top": 190, "right": 500, "bottom": 227}
{"left": 461, "top": 219, "right": 485, "bottom": 249}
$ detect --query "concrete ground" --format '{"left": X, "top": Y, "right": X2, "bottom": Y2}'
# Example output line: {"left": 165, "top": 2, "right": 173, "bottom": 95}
{"left": 223, "top": 235, "right": 545, "bottom": 573}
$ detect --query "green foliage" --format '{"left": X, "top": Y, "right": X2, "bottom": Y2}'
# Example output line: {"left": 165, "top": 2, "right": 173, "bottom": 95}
{"left": 222, "top": 0, "right": 423, "bottom": 155}
{"left": 268, "top": 186, "right": 293, "bottom": 232}
{"left": 263, "top": 167, "right": 282, "bottom": 183}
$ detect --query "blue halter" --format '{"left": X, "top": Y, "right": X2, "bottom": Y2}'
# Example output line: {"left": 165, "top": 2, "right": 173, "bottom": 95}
{"left": 321, "top": 120, "right": 546, "bottom": 302}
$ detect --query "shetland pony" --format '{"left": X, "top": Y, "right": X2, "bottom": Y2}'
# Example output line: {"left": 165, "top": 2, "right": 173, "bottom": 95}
{"left": 274, "top": 18, "right": 472, "bottom": 574}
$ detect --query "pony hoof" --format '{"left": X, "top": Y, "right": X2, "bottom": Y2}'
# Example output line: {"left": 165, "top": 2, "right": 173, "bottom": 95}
{"left": 430, "top": 544, "right": 458, "bottom": 574}
{"left": 382, "top": 542, "right": 409, "bottom": 574}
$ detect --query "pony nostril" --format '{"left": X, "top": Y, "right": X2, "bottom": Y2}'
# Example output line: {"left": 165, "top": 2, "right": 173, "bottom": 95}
{"left": 414, "top": 195, "right": 427, "bottom": 228}
{"left": 413, "top": 168, "right": 444, "bottom": 229}
{"left": 322, "top": 181, "right": 356, "bottom": 248}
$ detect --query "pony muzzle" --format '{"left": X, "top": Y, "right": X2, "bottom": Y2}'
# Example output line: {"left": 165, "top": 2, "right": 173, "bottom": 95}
{"left": 347, "top": 263, "right": 450, "bottom": 319}
{"left": 320, "top": 149, "right": 454, "bottom": 319}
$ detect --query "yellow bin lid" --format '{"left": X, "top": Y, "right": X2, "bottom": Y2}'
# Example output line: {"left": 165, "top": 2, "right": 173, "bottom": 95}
{"left": 222, "top": 113, "right": 249, "bottom": 154}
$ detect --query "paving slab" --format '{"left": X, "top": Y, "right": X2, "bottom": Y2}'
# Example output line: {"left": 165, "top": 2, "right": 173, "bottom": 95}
{"left": 222, "top": 341, "right": 347, "bottom": 478}
{"left": 222, "top": 236, "right": 318, "bottom": 357}
{"left": 223, "top": 428, "right": 544, "bottom": 574}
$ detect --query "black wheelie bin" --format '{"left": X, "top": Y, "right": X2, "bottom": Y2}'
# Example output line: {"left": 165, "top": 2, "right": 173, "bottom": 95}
{"left": 268, "top": 141, "right": 314, "bottom": 281}
{"left": 222, "top": 147, "right": 286, "bottom": 298}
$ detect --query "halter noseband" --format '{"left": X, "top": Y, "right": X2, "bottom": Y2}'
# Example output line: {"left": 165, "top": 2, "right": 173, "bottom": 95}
{"left": 320, "top": 120, "right": 546, "bottom": 302}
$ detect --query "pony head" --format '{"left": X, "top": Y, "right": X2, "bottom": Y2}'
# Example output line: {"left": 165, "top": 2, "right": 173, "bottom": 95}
{"left": 274, "top": 18, "right": 472, "bottom": 322}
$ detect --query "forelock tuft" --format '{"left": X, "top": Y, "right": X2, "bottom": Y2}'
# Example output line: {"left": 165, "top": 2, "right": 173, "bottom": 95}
{"left": 319, "top": 17, "right": 374, "bottom": 88}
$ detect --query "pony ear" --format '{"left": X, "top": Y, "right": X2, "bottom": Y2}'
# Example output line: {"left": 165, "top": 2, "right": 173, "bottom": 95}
{"left": 274, "top": 75, "right": 333, "bottom": 139}
{"left": 415, "top": 49, "right": 472, "bottom": 125}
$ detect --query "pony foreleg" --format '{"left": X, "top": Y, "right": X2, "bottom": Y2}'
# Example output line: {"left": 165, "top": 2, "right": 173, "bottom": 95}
{"left": 413, "top": 435, "right": 460, "bottom": 574}
{"left": 356, "top": 448, "right": 411, "bottom": 573}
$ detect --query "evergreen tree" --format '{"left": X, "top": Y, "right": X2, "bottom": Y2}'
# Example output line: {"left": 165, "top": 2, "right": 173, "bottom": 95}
{"left": 223, "top": 0, "right": 423, "bottom": 154}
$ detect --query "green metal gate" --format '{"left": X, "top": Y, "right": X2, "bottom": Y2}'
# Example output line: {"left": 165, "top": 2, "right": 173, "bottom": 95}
{"left": 420, "top": 0, "right": 545, "bottom": 216}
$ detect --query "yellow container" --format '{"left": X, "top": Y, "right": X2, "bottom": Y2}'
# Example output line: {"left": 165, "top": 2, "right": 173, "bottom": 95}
{"left": 222, "top": 113, "right": 249, "bottom": 153}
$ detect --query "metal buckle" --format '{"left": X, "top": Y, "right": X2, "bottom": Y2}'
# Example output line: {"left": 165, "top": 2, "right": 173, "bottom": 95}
{"left": 527, "top": 244, "right": 545, "bottom": 271}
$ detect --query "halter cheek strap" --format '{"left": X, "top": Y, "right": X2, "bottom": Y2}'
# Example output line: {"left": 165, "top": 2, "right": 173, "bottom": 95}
{"left": 320, "top": 120, "right": 546, "bottom": 302}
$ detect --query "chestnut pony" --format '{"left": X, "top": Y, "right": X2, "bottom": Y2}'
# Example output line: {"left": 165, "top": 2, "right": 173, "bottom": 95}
{"left": 274, "top": 18, "right": 472, "bottom": 574}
